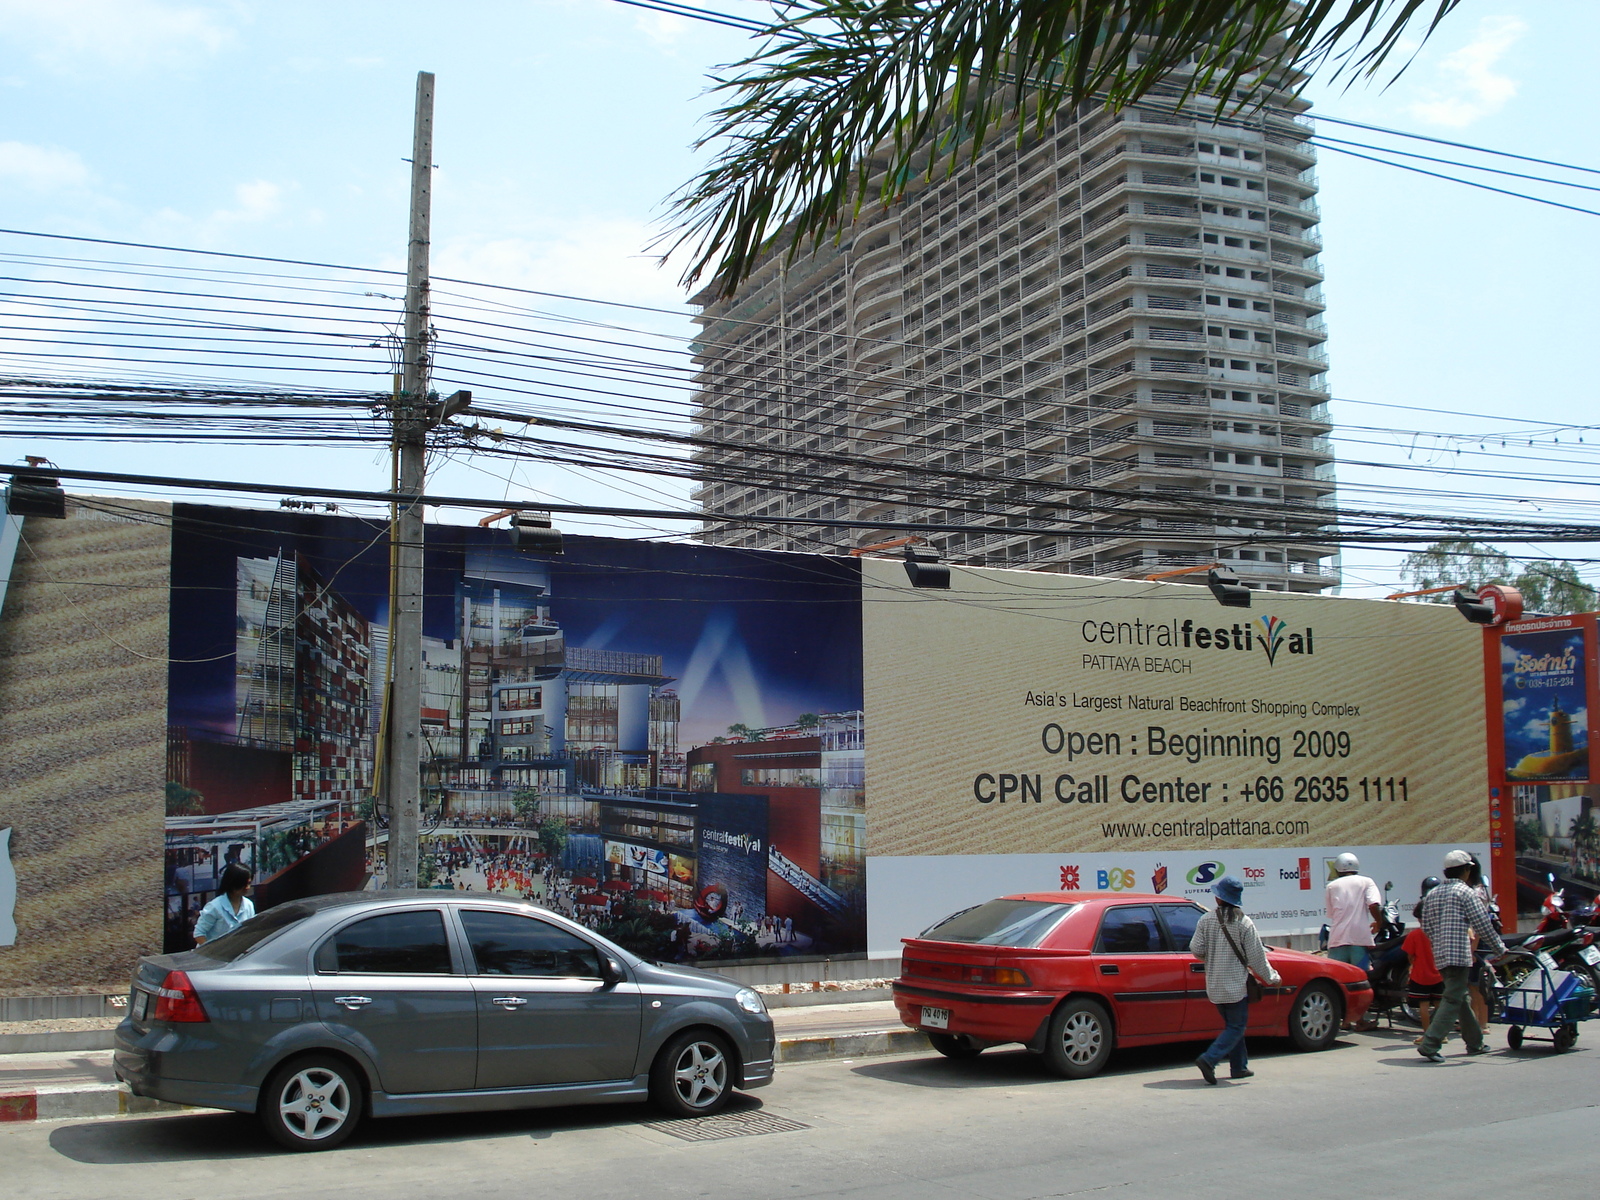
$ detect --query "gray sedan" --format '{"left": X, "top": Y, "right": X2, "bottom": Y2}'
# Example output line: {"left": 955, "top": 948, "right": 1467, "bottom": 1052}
{"left": 115, "top": 891, "right": 774, "bottom": 1150}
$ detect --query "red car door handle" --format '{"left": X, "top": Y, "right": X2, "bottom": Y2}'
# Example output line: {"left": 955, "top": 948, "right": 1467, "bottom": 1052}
{"left": 1190, "top": 963, "right": 1206, "bottom": 973}
{"left": 1099, "top": 965, "right": 1119, "bottom": 975}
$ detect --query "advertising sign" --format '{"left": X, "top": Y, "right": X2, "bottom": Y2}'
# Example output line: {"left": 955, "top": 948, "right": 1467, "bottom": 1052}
{"left": 694, "top": 793, "right": 769, "bottom": 926}
{"left": 606, "top": 839, "right": 668, "bottom": 876}
{"left": 862, "top": 560, "right": 1491, "bottom": 945}
{"left": 1483, "top": 613, "right": 1600, "bottom": 923}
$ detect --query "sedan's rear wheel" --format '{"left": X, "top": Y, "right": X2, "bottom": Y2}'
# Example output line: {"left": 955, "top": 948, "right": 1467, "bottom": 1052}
{"left": 1042, "top": 998, "right": 1113, "bottom": 1079}
{"left": 259, "top": 1055, "right": 363, "bottom": 1151}
{"left": 928, "top": 1032, "right": 983, "bottom": 1060}
{"left": 650, "top": 1030, "right": 734, "bottom": 1118}
{"left": 1287, "top": 982, "right": 1341, "bottom": 1052}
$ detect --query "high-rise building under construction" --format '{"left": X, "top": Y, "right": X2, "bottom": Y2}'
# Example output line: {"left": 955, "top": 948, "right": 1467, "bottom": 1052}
{"left": 687, "top": 83, "right": 1337, "bottom": 592}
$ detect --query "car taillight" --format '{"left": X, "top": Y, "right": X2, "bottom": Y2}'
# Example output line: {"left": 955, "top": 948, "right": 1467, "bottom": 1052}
{"left": 961, "top": 966, "right": 1032, "bottom": 986}
{"left": 153, "top": 970, "right": 209, "bottom": 1023}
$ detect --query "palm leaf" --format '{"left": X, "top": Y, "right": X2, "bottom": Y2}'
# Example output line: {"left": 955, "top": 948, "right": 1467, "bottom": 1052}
{"left": 663, "top": 0, "right": 1463, "bottom": 298}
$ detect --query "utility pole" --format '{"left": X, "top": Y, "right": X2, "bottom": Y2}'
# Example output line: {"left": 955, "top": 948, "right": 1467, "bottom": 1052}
{"left": 385, "top": 70, "right": 434, "bottom": 889}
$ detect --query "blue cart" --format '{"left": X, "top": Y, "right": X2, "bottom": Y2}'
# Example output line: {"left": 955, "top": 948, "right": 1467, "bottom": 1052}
{"left": 1492, "top": 951, "right": 1597, "bottom": 1052}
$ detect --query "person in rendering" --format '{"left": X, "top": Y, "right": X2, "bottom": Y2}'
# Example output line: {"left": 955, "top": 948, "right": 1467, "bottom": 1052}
{"left": 1189, "top": 875, "right": 1281, "bottom": 1084}
{"left": 1416, "top": 849, "right": 1506, "bottom": 1062}
{"left": 192, "top": 862, "right": 254, "bottom": 946}
{"left": 1324, "top": 852, "right": 1383, "bottom": 970}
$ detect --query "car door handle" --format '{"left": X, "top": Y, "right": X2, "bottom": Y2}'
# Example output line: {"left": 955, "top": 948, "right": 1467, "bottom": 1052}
{"left": 1190, "top": 963, "right": 1206, "bottom": 973}
{"left": 1099, "top": 965, "right": 1119, "bottom": 975}
{"left": 492, "top": 996, "right": 528, "bottom": 1009}
{"left": 334, "top": 995, "right": 372, "bottom": 1010}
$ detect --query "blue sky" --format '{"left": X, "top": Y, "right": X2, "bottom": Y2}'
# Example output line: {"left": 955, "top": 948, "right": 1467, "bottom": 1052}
{"left": 1, "top": 0, "right": 1597, "bottom": 597}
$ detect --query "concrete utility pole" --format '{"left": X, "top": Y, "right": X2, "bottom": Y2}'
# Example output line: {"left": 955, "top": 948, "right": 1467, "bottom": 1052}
{"left": 385, "top": 70, "right": 434, "bottom": 889}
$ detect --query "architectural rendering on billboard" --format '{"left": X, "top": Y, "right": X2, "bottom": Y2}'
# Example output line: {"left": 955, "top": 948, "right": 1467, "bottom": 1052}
{"left": 160, "top": 505, "right": 863, "bottom": 964}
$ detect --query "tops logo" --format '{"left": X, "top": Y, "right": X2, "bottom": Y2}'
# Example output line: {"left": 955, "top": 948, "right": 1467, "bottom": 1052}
{"left": 1186, "top": 862, "right": 1225, "bottom": 886}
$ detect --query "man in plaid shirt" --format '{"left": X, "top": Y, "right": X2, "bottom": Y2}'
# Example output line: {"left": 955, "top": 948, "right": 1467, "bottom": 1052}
{"left": 1416, "top": 849, "right": 1505, "bottom": 1061}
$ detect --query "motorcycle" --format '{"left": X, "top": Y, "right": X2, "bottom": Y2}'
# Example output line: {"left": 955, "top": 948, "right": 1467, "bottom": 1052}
{"left": 1501, "top": 874, "right": 1600, "bottom": 997}
{"left": 1364, "top": 882, "right": 1412, "bottom": 1023}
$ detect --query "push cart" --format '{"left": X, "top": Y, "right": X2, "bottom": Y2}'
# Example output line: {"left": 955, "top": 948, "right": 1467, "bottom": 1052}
{"left": 1491, "top": 950, "right": 1597, "bottom": 1052}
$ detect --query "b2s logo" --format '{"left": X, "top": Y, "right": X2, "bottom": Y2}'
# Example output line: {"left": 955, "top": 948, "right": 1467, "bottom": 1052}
{"left": 1097, "top": 867, "right": 1136, "bottom": 891}
{"left": 1186, "top": 862, "right": 1225, "bottom": 886}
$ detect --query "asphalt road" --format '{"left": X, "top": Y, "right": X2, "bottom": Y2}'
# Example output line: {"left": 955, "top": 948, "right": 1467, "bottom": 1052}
{"left": 4, "top": 1025, "right": 1594, "bottom": 1200}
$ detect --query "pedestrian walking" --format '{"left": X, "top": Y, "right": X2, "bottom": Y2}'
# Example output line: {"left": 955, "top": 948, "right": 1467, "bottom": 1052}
{"left": 1325, "top": 852, "right": 1383, "bottom": 970}
{"left": 192, "top": 862, "right": 255, "bottom": 946}
{"left": 1416, "top": 849, "right": 1506, "bottom": 1062}
{"left": 1189, "top": 875, "right": 1281, "bottom": 1084}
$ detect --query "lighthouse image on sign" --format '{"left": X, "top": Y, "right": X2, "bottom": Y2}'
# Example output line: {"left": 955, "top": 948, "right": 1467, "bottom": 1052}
{"left": 1509, "top": 701, "right": 1589, "bottom": 782}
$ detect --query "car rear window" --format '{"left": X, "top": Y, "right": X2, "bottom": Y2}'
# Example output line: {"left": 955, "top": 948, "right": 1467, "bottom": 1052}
{"left": 919, "top": 899, "right": 1077, "bottom": 947}
{"left": 191, "top": 903, "right": 316, "bottom": 963}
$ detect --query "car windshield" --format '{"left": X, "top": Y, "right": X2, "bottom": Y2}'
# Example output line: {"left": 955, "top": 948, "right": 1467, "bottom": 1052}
{"left": 919, "top": 899, "right": 1077, "bottom": 947}
{"left": 192, "top": 902, "right": 316, "bottom": 963}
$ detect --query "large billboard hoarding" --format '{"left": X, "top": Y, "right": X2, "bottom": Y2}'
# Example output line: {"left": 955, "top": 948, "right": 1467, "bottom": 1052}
{"left": 862, "top": 559, "right": 1491, "bottom": 946}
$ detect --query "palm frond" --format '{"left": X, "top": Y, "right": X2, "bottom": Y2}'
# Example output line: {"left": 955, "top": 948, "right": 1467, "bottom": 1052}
{"left": 662, "top": 0, "right": 1462, "bottom": 298}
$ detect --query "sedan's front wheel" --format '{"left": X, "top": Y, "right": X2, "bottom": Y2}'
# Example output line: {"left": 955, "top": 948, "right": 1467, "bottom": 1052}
{"left": 1042, "top": 998, "right": 1113, "bottom": 1078}
{"left": 650, "top": 1030, "right": 734, "bottom": 1118}
{"left": 259, "top": 1054, "right": 364, "bottom": 1151}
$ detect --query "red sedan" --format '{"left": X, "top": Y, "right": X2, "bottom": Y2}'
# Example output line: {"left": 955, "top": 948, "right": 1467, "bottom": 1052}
{"left": 892, "top": 892, "right": 1372, "bottom": 1077}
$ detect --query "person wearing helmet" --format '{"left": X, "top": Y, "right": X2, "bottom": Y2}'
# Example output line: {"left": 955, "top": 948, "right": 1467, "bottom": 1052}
{"left": 1402, "top": 877, "right": 1444, "bottom": 1040}
{"left": 1416, "top": 849, "right": 1507, "bottom": 1062}
{"left": 1324, "top": 851, "right": 1383, "bottom": 971}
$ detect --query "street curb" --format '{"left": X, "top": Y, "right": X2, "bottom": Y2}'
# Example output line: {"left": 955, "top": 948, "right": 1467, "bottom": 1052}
{"left": 0, "top": 1084, "right": 195, "bottom": 1123}
{"left": 0, "top": 1030, "right": 117, "bottom": 1055}
{"left": 777, "top": 1028, "right": 931, "bottom": 1062}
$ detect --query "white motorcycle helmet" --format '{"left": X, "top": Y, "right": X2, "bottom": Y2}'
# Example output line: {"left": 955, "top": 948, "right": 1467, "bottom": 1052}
{"left": 1333, "top": 852, "right": 1360, "bottom": 874}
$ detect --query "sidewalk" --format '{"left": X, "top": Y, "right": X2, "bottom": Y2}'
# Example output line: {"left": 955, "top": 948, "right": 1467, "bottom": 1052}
{"left": 0, "top": 999, "right": 924, "bottom": 1125}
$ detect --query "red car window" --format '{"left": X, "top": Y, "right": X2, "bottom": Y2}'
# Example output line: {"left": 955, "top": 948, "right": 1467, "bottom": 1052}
{"left": 1155, "top": 903, "right": 1205, "bottom": 951}
{"left": 1095, "top": 906, "right": 1164, "bottom": 953}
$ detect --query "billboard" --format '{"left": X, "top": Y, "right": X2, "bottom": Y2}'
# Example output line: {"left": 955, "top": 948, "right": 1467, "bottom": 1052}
{"left": 1484, "top": 614, "right": 1600, "bottom": 922}
{"left": 0, "top": 498, "right": 1504, "bottom": 988}
{"left": 861, "top": 558, "right": 1491, "bottom": 946}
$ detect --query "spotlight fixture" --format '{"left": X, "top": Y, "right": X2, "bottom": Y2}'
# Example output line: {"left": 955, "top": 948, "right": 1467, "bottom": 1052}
{"left": 1206, "top": 567, "right": 1252, "bottom": 608}
{"left": 509, "top": 510, "right": 563, "bottom": 555}
{"left": 5, "top": 463, "right": 65, "bottom": 519}
{"left": 903, "top": 546, "right": 950, "bottom": 589}
{"left": 1453, "top": 584, "right": 1522, "bottom": 626}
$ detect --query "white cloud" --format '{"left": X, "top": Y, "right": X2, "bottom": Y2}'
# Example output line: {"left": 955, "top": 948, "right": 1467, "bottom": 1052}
{"left": 631, "top": 10, "right": 690, "bottom": 47}
{"left": 0, "top": 141, "right": 92, "bottom": 190}
{"left": 434, "top": 217, "right": 686, "bottom": 309}
{"left": 0, "top": 0, "right": 235, "bottom": 70}
{"left": 1406, "top": 15, "right": 1527, "bottom": 128}
{"left": 211, "top": 180, "right": 286, "bottom": 225}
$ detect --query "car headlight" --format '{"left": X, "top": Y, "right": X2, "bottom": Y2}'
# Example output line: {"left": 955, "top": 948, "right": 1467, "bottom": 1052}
{"left": 735, "top": 987, "right": 767, "bottom": 1015}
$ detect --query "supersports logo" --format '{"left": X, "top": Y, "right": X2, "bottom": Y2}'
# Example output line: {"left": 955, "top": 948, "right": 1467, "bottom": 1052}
{"left": 1080, "top": 617, "right": 1314, "bottom": 667}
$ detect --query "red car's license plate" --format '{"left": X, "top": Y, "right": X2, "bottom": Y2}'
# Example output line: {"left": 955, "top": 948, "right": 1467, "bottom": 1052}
{"left": 921, "top": 1006, "right": 950, "bottom": 1029}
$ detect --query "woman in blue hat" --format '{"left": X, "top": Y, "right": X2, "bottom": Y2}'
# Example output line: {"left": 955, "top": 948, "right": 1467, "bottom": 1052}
{"left": 1188, "top": 874, "right": 1281, "bottom": 1084}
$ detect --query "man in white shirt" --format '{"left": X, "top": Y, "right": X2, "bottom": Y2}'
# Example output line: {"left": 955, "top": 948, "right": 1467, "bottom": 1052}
{"left": 1325, "top": 852, "right": 1382, "bottom": 970}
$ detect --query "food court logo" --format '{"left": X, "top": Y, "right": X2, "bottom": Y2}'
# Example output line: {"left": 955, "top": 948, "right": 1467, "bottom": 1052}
{"left": 1186, "top": 861, "right": 1225, "bottom": 886}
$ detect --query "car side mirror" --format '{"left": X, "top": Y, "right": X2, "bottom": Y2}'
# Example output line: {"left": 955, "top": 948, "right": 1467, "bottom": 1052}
{"left": 600, "top": 957, "right": 624, "bottom": 987}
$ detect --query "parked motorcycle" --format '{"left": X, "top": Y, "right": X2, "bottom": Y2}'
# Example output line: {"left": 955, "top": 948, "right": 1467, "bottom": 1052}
{"left": 1365, "top": 881, "right": 1412, "bottom": 1022}
{"left": 1501, "top": 874, "right": 1600, "bottom": 998}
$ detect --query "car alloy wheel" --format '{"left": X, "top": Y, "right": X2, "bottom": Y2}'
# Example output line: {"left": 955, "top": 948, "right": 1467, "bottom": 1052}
{"left": 260, "top": 1055, "right": 364, "bottom": 1151}
{"left": 1043, "top": 998, "right": 1113, "bottom": 1079}
{"left": 651, "top": 1030, "right": 734, "bottom": 1118}
{"left": 1288, "top": 983, "right": 1340, "bottom": 1052}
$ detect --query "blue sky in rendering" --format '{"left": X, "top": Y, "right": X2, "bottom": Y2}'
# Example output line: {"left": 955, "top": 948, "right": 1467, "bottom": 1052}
{"left": 2, "top": 0, "right": 1597, "bottom": 598}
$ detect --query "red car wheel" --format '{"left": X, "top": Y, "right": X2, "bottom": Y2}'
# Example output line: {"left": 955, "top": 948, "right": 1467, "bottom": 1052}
{"left": 1042, "top": 998, "right": 1113, "bottom": 1079}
